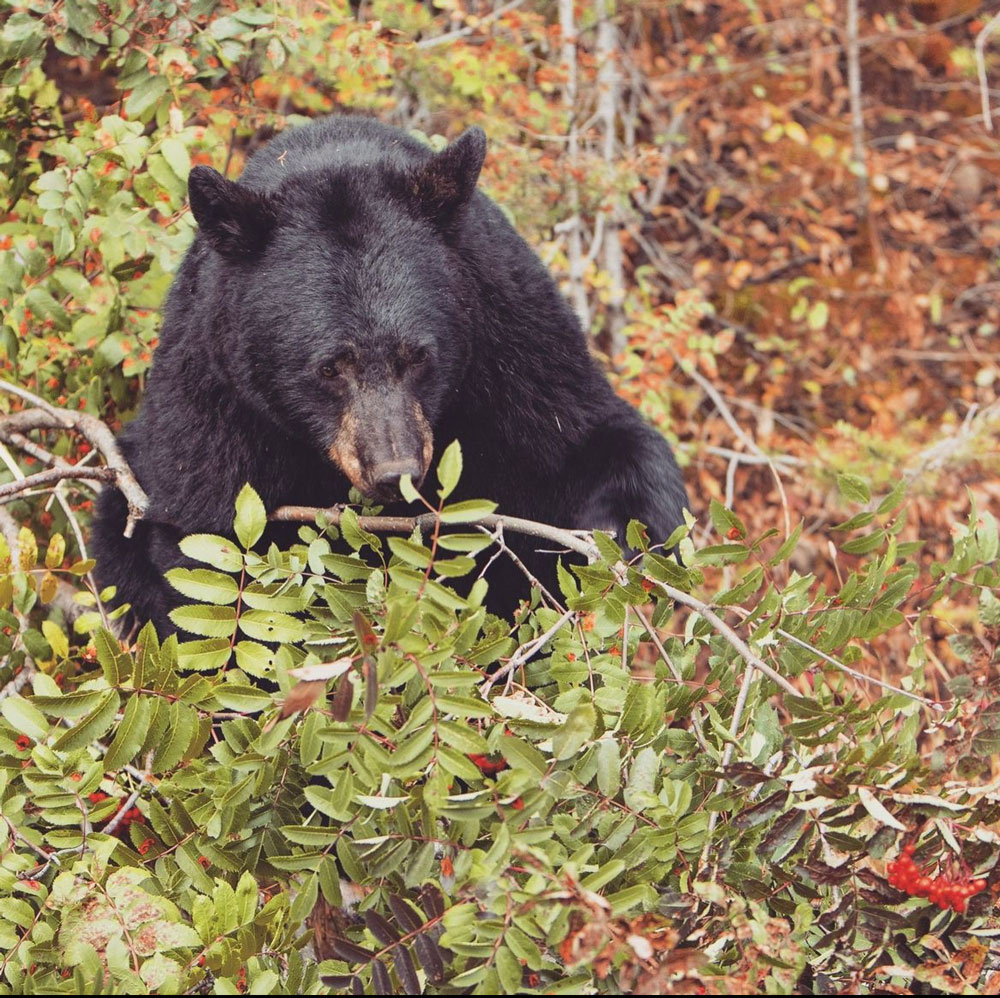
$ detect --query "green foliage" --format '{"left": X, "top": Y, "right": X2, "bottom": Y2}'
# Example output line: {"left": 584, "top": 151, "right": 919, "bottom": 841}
{"left": 2, "top": 444, "right": 999, "bottom": 993}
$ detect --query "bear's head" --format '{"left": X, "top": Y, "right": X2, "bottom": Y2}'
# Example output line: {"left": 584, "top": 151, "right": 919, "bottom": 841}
{"left": 185, "top": 127, "right": 487, "bottom": 503}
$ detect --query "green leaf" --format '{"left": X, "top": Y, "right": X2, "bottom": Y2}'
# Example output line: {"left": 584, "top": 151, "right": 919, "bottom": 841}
{"left": 398, "top": 473, "right": 421, "bottom": 503}
{"left": 837, "top": 473, "right": 871, "bottom": 506}
{"left": 169, "top": 604, "right": 238, "bottom": 639}
{"left": 596, "top": 737, "right": 620, "bottom": 798}
{"left": 238, "top": 609, "right": 309, "bottom": 643}
{"left": 768, "top": 521, "right": 802, "bottom": 566}
{"left": 52, "top": 691, "right": 119, "bottom": 751}
{"left": 436, "top": 440, "right": 463, "bottom": 500}
{"left": 387, "top": 537, "right": 433, "bottom": 569}
{"left": 95, "top": 628, "right": 130, "bottom": 685}
{"left": 103, "top": 695, "right": 153, "bottom": 771}
{"left": 213, "top": 683, "right": 273, "bottom": 713}
{"left": 234, "top": 483, "right": 267, "bottom": 549}
{"left": 807, "top": 300, "right": 829, "bottom": 332}
{"left": 160, "top": 137, "right": 190, "bottom": 181}
{"left": 438, "top": 499, "right": 497, "bottom": 524}
{"left": 151, "top": 702, "right": 199, "bottom": 773}
{"left": 177, "top": 638, "right": 232, "bottom": 672}
{"left": 552, "top": 703, "right": 596, "bottom": 761}
{"left": 2, "top": 696, "right": 50, "bottom": 741}
{"left": 178, "top": 534, "right": 244, "bottom": 572}
{"left": 166, "top": 568, "right": 240, "bottom": 604}
{"left": 709, "top": 499, "right": 745, "bottom": 540}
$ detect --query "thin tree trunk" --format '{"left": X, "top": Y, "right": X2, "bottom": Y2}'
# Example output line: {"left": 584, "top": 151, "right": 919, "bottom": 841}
{"left": 596, "top": 1, "right": 626, "bottom": 359}
{"left": 560, "top": 0, "right": 591, "bottom": 330}
{"left": 846, "top": 0, "right": 869, "bottom": 217}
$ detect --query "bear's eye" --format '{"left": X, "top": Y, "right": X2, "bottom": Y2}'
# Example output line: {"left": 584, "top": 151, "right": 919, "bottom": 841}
{"left": 410, "top": 346, "right": 430, "bottom": 368}
{"left": 319, "top": 353, "right": 353, "bottom": 380}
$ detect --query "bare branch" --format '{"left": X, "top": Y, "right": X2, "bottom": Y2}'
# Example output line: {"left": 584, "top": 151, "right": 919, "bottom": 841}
{"left": 481, "top": 609, "right": 576, "bottom": 697}
{"left": 682, "top": 360, "right": 794, "bottom": 537}
{"left": 976, "top": 10, "right": 1000, "bottom": 130}
{"left": 416, "top": 0, "right": 526, "bottom": 49}
{"left": 0, "top": 381, "right": 149, "bottom": 536}
{"left": 559, "top": 0, "right": 591, "bottom": 329}
{"left": 270, "top": 504, "right": 602, "bottom": 560}
{"left": 0, "top": 465, "right": 115, "bottom": 501}
{"left": 846, "top": 0, "right": 869, "bottom": 214}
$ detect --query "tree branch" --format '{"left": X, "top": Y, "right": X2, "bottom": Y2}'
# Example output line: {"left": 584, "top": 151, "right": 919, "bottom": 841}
{"left": 976, "top": 9, "right": 1000, "bottom": 131}
{"left": 270, "top": 504, "right": 602, "bottom": 560}
{"left": 0, "top": 381, "right": 149, "bottom": 536}
{"left": 0, "top": 466, "right": 116, "bottom": 501}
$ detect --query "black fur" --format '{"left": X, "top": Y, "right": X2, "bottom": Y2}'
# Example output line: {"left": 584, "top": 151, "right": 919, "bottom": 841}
{"left": 92, "top": 117, "right": 689, "bottom": 634}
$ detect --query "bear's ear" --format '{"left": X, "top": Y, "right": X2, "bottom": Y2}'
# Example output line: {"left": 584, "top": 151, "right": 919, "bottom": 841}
{"left": 188, "top": 166, "right": 279, "bottom": 258}
{"left": 411, "top": 127, "right": 487, "bottom": 220}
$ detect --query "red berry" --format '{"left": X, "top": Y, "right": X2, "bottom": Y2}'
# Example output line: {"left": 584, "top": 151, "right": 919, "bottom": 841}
{"left": 973, "top": 879, "right": 987, "bottom": 892}
{"left": 903, "top": 843, "right": 916, "bottom": 857}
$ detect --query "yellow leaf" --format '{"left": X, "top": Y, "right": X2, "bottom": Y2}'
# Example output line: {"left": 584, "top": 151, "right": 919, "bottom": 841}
{"left": 785, "top": 121, "right": 808, "bottom": 145}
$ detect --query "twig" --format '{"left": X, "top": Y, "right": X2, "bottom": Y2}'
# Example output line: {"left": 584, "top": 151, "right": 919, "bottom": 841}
{"left": 101, "top": 753, "right": 153, "bottom": 837}
{"left": 0, "top": 381, "right": 149, "bottom": 536}
{"left": 774, "top": 627, "right": 941, "bottom": 709}
{"left": 682, "top": 360, "right": 793, "bottom": 537}
{"left": 271, "top": 504, "right": 602, "bottom": 560}
{"left": 595, "top": 1, "right": 627, "bottom": 358}
{"left": 647, "top": 577, "right": 800, "bottom": 698}
{"left": 481, "top": 609, "right": 576, "bottom": 697}
{"left": 703, "top": 664, "right": 757, "bottom": 864}
{"left": 846, "top": 0, "right": 869, "bottom": 213}
{"left": 629, "top": 606, "right": 712, "bottom": 755}
{"left": 0, "top": 465, "right": 115, "bottom": 500}
{"left": 416, "top": 0, "right": 526, "bottom": 48}
{"left": 478, "top": 523, "right": 565, "bottom": 610}
{"left": 976, "top": 10, "right": 1000, "bottom": 130}
{"left": 703, "top": 445, "right": 804, "bottom": 467}
{"left": 559, "top": 0, "right": 590, "bottom": 329}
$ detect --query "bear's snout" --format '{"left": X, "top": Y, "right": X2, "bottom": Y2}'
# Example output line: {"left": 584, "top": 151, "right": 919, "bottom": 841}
{"left": 327, "top": 394, "right": 433, "bottom": 502}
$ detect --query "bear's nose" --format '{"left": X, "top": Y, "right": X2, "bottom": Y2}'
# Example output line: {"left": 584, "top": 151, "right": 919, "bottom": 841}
{"left": 370, "top": 461, "right": 425, "bottom": 499}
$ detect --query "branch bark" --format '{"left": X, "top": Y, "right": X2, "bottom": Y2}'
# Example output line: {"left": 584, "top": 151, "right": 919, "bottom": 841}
{"left": 846, "top": 0, "right": 869, "bottom": 215}
{"left": 559, "top": 0, "right": 591, "bottom": 330}
{"left": 0, "top": 381, "right": 149, "bottom": 536}
{"left": 976, "top": 9, "right": 1000, "bottom": 131}
{"left": 595, "top": 0, "right": 627, "bottom": 360}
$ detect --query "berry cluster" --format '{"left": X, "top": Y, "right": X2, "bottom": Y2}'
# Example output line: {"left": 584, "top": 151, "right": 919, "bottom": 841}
{"left": 886, "top": 844, "right": 987, "bottom": 914}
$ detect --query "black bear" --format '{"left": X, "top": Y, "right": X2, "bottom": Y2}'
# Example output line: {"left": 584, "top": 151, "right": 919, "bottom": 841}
{"left": 92, "top": 117, "right": 688, "bottom": 635}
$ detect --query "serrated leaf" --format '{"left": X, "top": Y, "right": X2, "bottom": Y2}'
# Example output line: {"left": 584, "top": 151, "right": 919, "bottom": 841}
{"left": 857, "top": 786, "right": 906, "bottom": 830}
{"left": 596, "top": 737, "right": 620, "bottom": 798}
{"left": 95, "top": 628, "right": 130, "bottom": 684}
{"left": 178, "top": 534, "right": 244, "bottom": 572}
{"left": 436, "top": 440, "right": 462, "bottom": 500}
{"left": 438, "top": 499, "right": 497, "bottom": 523}
{"left": 234, "top": 483, "right": 267, "bottom": 549}
{"left": 552, "top": 703, "right": 596, "bottom": 761}
{"left": 709, "top": 499, "right": 745, "bottom": 540}
{"left": 238, "top": 609, "right": 308, "bottom": 643}
{"left": 213, "top": 683, "right": 273, "bottom": 713}
{"left": 45, "top": 532, "right": 65, "bottom": 570}
{"left": 2, "top": 696, "right": 50, "bottom": 741}
{"left": 166, "top": 568, "right": 239, "bottom": 604}
{"left": 103, "top": 695, "right": 153, "bottom": 771}
{"left": 169, "top": 604, "right": 238, "bottom": 639}
{"left": 52, "top": 691, "right": 119, "bottom": 751}
{"left": 837, "top": 473, "right": 871, "bottom": 506}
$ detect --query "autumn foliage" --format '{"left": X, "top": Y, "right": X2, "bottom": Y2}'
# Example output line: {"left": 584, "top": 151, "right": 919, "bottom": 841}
{"left": 1, "top": 1, "right": 1000, "bottom": 994}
